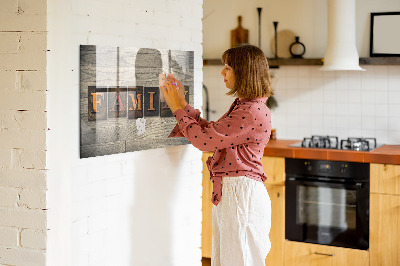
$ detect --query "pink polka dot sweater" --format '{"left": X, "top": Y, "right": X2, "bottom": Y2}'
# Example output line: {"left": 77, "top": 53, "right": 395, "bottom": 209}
{"left": 169, "top": 97, "right": 272, "bottom": 206}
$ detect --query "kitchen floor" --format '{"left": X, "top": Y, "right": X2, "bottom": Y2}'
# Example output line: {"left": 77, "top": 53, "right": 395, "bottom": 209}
{"left": 202, "top": 257, "right": 211, "bottom": 266}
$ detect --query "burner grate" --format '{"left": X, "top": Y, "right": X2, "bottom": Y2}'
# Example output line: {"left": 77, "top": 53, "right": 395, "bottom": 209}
{"left": 301, "top": 135, "right": 339, "bottom": 149}
{"left": 340, "top": 137, "right": 377, "bottom": 151}
{"left": 296, "top": 136, "right": 378, "bottom": 151}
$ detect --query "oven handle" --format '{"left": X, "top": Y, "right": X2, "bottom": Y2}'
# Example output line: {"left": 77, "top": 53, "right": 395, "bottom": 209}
{"left": 286, "top": 177, "right": 364, "bottom": 189}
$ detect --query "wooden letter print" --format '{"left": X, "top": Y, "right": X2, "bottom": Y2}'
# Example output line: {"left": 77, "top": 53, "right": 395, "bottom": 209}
{"left": 144, "top": 87, "right": 160, "bottom": 117}
{"left": 88, "top": 86, "right": 108, "bottom": 121}
{"left": 108, "top": 87, "right": 128, "bottom": 118}
{"left": 128, "top": 86, "right": 144, "bottom": 119}
{"left": 160, "top": 85, "right": 190, "bottom": 117}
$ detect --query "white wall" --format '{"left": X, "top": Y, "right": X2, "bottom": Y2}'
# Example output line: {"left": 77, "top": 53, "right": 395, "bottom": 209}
{"left": 0, "top": 0, "right": 48, "bottom": 265}
{"left": 46, "top": 0, "right": 203, "bottom": 266}
{"left": 203, "top": 0, "right": 400, "bottom": 58}
{"left": 204, "top": 0, "right": 326, "bottom": 59}
{"left": 203, "top": 0, "right": 400, "bottom": 145}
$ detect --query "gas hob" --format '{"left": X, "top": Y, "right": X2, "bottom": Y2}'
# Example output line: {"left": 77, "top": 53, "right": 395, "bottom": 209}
{"left": 289, "top": 135, "right": 382, "bottom": 151}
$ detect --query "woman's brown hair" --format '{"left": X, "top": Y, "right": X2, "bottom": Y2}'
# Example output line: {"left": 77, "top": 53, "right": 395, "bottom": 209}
{"left": 221, "top": 45, "right": 273, "bottom": 99}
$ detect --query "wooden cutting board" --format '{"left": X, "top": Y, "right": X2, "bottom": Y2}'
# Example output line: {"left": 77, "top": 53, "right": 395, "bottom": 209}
{"left": 231, "top": 16, "right": 249, "bottom": 48}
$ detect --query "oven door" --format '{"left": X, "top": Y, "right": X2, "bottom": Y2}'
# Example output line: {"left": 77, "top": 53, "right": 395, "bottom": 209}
{"left": 285, "top": 177, "right": 369, "bottom": 250}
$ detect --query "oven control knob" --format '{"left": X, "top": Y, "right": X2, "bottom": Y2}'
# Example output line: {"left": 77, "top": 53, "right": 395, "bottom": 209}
{"left": 304, "top": 161, "right": 312, "bottom": 171}
{"left": 340, "top": 164, "right": 347, "bottom": 174}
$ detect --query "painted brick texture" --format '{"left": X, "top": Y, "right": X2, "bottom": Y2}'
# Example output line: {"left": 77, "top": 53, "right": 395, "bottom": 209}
{"left": 0, "top": 0, "right": 47, "bottom": 265}
{"left": 0, "top": 227, "right": 19, "bottom": 247}
{"left": 46, "top": 0, "right": 203, "bottom": 265}
{"left": 21, "top": 229, "right": 47, "bottom": 250}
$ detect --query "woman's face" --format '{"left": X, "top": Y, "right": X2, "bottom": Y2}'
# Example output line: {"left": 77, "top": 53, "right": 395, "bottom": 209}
{"left": 221, "top": 64, "right": 235, "bottom": 89}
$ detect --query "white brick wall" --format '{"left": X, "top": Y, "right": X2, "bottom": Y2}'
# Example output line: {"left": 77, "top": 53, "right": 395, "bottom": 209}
{"left": 0, "top": 227, "right": 19, "bottom": 247}
{"left": 0, "top": 169, "right": 47, "bottom": 189}
{"left": 21, "top": 229, "right": 47, "bottom": 250}
{"left": 4, "top": 0, "right": 203, "bottom": 265}
{"left": 0, "top": 247, "right": 46, "bottom": 266}
{"left": 46, "top": 0, "right": 203, "bottom": 266}
{"left": 0, "top": 187, "right": 19, "bottom": 208}
{"left": 0, "top": 0, "right": 48, "bottom": 265}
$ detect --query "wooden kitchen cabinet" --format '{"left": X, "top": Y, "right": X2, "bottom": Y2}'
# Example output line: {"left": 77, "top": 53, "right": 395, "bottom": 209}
{"left": 284, "top": 241, "right": 369, "bottom": 266}
{"left": 261, "top": 156, "right": 285, "bottom": 186}
{"left": 370, "top": 163, "right": 400, "bottom": 266}
{"left": 262, "top": 156, "right": 285, "bottom": 266}
{"left": 370, "top": 163, "right": 400, "bottom": 195}
{"left": 264, "top": 184, "right": 285, "bottom": 266}
{"left": 370, "top": 193, "right": 400, "bottom": 266}
{"left": 202, "top": 152, "right": 213, "bottom": 258}
{"left": 201, "top": 154, "right": 286, "bottom": 266}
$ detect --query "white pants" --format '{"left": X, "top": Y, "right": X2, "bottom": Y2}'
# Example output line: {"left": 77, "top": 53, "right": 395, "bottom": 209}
{"left": 212, "top": 176, "right": 271, "bottom": 266}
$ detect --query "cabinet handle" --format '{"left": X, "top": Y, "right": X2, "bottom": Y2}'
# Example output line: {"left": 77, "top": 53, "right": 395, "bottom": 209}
{"left": 314, "top": 252, "right": 335, "bottom": 257}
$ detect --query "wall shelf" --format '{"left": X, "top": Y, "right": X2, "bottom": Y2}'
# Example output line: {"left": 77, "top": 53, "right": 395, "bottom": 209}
{"left": 203, "top": 58, "right": 323, "bottom": 67}
{"left": 359, "top": 57, "right": 400, "bottom": 65}
{"left": 268, "top": 58, "right": 323, "bottom": 67}
{"left": 203, "top": 57, "right": 400, "bottom": 67}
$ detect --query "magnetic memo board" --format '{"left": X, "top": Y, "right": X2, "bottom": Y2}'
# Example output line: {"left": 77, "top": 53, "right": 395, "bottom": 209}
{"left": 80, "top": 45, "right": 194, "bottom": 158}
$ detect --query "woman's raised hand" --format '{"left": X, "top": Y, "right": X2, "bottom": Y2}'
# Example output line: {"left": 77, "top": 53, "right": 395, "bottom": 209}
{"left": 160, "top": 75, "right": 187, "bottom": 113}
{"left": 170, "top": 75, "right": 188, "bottom": 108}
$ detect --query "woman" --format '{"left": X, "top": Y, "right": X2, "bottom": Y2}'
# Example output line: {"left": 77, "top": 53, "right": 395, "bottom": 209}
{"left": 161, "top": 45, "right": 273, "bottom": 266}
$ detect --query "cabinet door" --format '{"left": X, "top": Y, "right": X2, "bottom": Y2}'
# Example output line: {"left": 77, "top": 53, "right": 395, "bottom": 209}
{"left": 261, "top": 156, "right": 285, "bottom": 185}
{"left": 264, "top": 184, "right": 284, "bottom": 266}
{"left": 202, "top": 152, "right": 213, "bottom": 258}
{"left": 284, "top": 241, "right": 369, "bottom": 266}
{"left": 370, "top": 163, "right": 400, "bottom": 195}
{"left": 370, "top": 193, "right": 400, "bottom": 266}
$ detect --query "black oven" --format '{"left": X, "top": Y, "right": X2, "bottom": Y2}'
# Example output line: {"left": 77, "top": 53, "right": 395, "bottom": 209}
{"left": 285, "top": 158, "right": 369, "bottom": 250}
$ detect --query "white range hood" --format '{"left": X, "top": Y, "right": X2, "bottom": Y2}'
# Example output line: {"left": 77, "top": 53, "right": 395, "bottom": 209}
{"left": 320, "top": 0, "right": 365, "bottom": 71}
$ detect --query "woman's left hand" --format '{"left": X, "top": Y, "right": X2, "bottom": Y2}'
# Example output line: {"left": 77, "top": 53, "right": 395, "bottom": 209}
{"left": 160, "top": 76, "right": 186, "bottom": 113}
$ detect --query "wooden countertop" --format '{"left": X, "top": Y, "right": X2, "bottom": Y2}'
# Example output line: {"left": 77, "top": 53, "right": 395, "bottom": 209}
{"left": 263, "top": 139, "right": 400, "bottom": 165}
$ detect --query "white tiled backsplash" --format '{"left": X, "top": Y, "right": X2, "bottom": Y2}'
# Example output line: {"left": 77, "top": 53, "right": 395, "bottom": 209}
{"left": 203, "top": 65, "right": 400, "bottom": 145}
{"left": 271, "top": 65, "right": 400, "bottom": 144}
